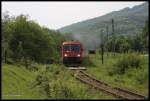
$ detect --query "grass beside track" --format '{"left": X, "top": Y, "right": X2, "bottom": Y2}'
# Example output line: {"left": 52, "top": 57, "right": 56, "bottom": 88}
{"left": 2, "top": 64, "right": 45, "bottom": 99}
{"left": 2, "top": 52, "right": 148, "bottom": 99}
{"left": 86, "top": 52, "right": 148, "bottom": 97}
{"left": 2, "top": 64, "right": 115, "bottom": 99}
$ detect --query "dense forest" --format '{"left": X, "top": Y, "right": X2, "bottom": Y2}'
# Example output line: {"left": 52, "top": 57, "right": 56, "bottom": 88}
{"left": 2, "top": 11, "right": 66, "bottom": 66}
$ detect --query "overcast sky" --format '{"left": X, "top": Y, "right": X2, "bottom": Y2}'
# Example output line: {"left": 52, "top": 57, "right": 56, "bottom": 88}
{"left": 2, "top": 1, "right": 145, "bottom": 30}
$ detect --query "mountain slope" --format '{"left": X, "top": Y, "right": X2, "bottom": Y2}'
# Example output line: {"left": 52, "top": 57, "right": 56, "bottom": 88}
{"left": 58, "top": 2, "right": 148, "bottom": 50}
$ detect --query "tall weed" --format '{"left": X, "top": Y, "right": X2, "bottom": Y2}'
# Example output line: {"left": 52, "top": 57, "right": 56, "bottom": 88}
{"left": 112, "top": 53, "right": 142, "bottom": 74}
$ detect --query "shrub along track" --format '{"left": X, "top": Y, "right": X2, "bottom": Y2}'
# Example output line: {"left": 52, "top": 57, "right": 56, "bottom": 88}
{"left": 70, "top": 69, "right": 146, "bottom": 100}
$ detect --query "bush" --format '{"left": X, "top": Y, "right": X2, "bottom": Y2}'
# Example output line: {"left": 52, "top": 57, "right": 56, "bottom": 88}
{"left": 134, "top": 68, "right": 148, "bottom": 84}
{"left": 112, "top": 53, "right": 142, "bottom": 74}
{"left": 48, "top": 80, "right": 74, "bottom": 99}
{"left": 33, "top": 64, "right": 90, "bottom": 99}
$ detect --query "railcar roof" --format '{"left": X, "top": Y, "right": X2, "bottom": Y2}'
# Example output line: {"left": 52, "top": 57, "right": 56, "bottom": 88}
{"left": 62, "top": 41, "right": 81, "bottom": 45}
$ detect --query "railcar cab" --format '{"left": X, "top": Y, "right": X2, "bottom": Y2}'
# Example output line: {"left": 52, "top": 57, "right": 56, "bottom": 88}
{"left": 61, "top": 41, "right": 83, "bottom": 65}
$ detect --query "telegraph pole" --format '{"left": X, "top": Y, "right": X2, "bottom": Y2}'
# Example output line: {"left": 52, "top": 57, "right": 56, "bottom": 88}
{"left": 4, "top": 42, "right": 8, "bottom": 64}
{"left": 101, "top": 43, "right": 104, "bottom": 64}
{"left": 100, "top": 29, "right": 104, "bottom": 64}
{"left": 106, "top": 26, "right": 109, "bottom": 41}
{"left": 106, "top": 26, "right": 109, "bottom": 56}
{"left": 112, "top": 19, "right": 114, "bottom": 35}
{"left": 112, "top": 19, "right": 115, "bottom": 56}
{"left": 4, "top": 50, "right": 7, "bottom": 63}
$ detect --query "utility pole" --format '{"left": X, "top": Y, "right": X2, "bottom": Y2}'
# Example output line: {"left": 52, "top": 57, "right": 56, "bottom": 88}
{"left": 4, "top": 50, "right": 7, "bottom": 63}
{"left": 112, "top": 19, "right": 115, "bottom": 56}
{"left": 106, "top": 26, "right": 109, "bottom": 41}
{"left": 101, "top": 43, "right": 104, "bottom": 64}
{"left": 100, "top": 29, "right": 104, "bottom": 64}
{"left": 4, "top": 42, "right": 8, "bottom": 64}
{"left": 106, "top": 26, "right": 109, "bottom": 56}
{"left": 112, "top": 19, "right": 114, "bottom": 35}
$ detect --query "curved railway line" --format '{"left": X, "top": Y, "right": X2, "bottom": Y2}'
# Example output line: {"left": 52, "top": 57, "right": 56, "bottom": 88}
{"left": 70, "top": 69, "right": 146, "bottom": 100}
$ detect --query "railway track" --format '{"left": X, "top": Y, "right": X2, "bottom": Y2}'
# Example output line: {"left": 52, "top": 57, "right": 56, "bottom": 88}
{"left": 71, "top": 69, "right": 146, "bottom": 100}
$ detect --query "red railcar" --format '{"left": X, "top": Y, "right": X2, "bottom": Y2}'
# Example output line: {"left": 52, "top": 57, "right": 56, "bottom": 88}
{"left": 61, "top": 41, "right": 83, "bottom": 65}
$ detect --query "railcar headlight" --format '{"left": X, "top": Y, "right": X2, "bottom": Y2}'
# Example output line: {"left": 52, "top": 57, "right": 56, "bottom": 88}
{"left": 77, "top": 54, "right": 80, "bottom": 57}
{"left": 64, "top": 54, "right": 67, "bottom": 57}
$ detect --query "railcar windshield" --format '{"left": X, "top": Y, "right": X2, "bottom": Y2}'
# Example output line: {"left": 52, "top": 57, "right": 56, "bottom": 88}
{"left": 63, "top": 45, "right": 80, "bottom": 52}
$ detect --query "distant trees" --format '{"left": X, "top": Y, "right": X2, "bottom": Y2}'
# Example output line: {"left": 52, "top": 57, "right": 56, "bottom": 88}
{"left": 102, "top": 19, "right": 148, "bottom": 54}
{"left": 2, "top": 12, "right": 66, "bottom": 65}
{"left": 129, "top": 20, "right": 148, "bottom": 53}
{"left": 138, "top": 20, "right": 148, "bottom": 52}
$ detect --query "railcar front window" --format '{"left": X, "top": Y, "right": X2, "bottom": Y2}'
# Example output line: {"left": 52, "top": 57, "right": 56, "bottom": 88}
{"left": 71, "top": 46, "right": 80, "bottom": 52}
{"left": 64, "top": 46, "right": 70, "bottom": 51}
{"left": 63, "top": 45, "right": 80, "bottom": 52}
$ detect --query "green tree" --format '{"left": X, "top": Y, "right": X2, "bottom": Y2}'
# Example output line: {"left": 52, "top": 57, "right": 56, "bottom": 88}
{"left": 2, "top": 13, "right": 66, "bottom": 64}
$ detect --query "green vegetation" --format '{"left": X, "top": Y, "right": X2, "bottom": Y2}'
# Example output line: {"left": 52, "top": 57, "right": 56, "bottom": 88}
{"left": 112, "top": 53, "right": 142, "bottom": 74}
{"left": 2, "top": 64, "right": 116, "bottom": 99}
{"left": 2, "top": 3, "right": 148, "bottom": 99}
{"left": 104, "top": 20, "right": 148, "bottom": 53}
{"left": 2, "top": 12, "right": 66, "bottom": 65}
{"left": 86, "top": 52, "right": 148, "bottom": 96}
{"left": 3, "top": 52, "right": 147, "bottom": 99}
{"left": 2, "top": 64, "right": 45, "bottom": 99}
